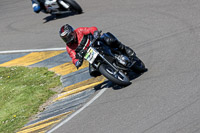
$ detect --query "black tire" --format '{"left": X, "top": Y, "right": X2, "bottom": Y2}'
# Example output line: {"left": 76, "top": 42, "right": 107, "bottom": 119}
{"left": 63, "top": 0, "right": 82, "bottom": 14}
{"left": 99, "top": 63, "right": 131, "bottom": 86}
{"left": 131, "top": 56, "right": 147, "bottom": 73}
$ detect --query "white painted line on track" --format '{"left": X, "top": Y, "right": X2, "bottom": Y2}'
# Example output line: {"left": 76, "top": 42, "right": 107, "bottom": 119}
{"left": 1, "top": 47, "right": 108, "bottom": 133}
{"left": 0, "top": 47, "right": 66, "bottom": 54}
{"left": 47, "top": 87, "right": 108, "bottom": 133}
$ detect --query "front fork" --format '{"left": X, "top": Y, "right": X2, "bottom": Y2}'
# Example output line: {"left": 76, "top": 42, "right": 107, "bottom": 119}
{"left": 98, "top": 54, "right": 119, "bottom": 72}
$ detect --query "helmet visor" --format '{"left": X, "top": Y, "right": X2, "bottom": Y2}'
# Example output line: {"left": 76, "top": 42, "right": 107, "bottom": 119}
{"left": 62, "top": 31, "right": 76, "bottom": 44}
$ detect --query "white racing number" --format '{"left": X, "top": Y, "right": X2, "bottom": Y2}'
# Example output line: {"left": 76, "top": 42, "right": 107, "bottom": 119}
{"left": 84, "top": 47, "right": 99, "bottom": 64}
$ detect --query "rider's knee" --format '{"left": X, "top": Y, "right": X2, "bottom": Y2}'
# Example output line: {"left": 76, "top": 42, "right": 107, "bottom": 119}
{"left": 89, "top": 64, "right": 101, "bottom": 77}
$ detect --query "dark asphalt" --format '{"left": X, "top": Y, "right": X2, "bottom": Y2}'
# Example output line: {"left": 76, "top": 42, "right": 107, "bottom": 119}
{"left": 1, "top": 0, "right": 200, "bottom": 133}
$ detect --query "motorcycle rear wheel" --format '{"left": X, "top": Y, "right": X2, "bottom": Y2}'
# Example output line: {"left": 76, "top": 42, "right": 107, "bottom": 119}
{"left": 99, "top": 63, "right": 131, "bottom": 86}
{"left": 63, "top": 0, "right": 82, "bottom": 14}
{"left": 131, "top": 56, "right": 147, "bottom": 73}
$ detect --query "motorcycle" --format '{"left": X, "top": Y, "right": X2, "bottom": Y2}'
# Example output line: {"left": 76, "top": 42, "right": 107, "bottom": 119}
{"left": 83, "top": 33, "right": 147, "bottom": 86}
{"left": 42, "top": 0, "right": 82, "bottom": 15}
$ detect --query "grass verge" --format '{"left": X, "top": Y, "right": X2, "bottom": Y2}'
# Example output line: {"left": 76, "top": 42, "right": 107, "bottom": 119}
{"left": 0, "top": 66, "right": 61, "bottom": 133}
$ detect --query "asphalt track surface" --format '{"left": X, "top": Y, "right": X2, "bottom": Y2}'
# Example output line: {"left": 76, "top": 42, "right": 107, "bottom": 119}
{"left": 1, "top": 0, "right": 200, "bottom": 133}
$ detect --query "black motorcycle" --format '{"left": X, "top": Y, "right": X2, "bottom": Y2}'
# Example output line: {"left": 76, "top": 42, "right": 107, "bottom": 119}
{"left": 84, "top": 34, "right": 147, "bottom": 86}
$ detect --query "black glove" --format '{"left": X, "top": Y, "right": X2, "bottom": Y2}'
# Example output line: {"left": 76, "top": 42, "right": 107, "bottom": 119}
{"left": 93, "top": 31, "right": 101, "bottom": 39}
{"left": 76, "top": 49, "right": 86, "bottom": 60}
{"left": 75, "top": 59, "right": 83, "bottom": 69}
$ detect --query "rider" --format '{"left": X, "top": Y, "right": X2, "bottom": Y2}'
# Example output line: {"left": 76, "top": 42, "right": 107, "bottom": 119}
{"left": 59, "top": 24, "right": 136, "bottom": 77}
{"left": 31, "top": 0, "right": 46, "bottom": 13}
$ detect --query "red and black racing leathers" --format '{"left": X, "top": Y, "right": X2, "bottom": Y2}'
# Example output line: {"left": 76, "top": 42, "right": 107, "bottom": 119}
{"left": 66, "top": 27, "right": 98, "bottom": 65}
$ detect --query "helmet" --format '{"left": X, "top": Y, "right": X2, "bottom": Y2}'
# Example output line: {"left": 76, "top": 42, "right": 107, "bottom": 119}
{"left": 59, "top": 24, "right": 76, "bottom": 44}
{"left": 32, "top": 3, "right": 41, "bottom": 13}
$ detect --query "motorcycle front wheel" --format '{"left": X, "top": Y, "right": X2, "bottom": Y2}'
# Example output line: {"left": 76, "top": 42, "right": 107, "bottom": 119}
{"left": 99, "top": 63, "right": 131, "bottom": 86}
{"left": 63, "top": 0, "right": 82, "bottom": 14}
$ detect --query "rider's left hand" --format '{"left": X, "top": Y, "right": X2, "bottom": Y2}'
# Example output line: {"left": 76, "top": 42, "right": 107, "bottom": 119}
{"left": 93, "top": 31, "right": 101, "bottom": 39}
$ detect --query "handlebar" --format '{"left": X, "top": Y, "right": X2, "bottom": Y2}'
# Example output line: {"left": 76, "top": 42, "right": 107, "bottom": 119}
{"left": 89, "top": 30, "right": 102, "bottom": 47}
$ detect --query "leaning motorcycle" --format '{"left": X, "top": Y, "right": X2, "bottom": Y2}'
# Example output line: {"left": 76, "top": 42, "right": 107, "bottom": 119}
{"left": 83, "top": 34, "right": 147, "bottom": 86}
{"left": 43, "top": 0, "right": 82, "bottom": 15}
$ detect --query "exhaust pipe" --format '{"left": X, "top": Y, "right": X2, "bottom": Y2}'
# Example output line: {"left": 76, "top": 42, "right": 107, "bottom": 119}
{"left": 59, "top": 0, "right": 70, "bottom": 9}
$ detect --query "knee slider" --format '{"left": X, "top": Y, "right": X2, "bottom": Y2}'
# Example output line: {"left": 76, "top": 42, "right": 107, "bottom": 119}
{"left": 89, "top": 64, "right": 101, "bottom": 77}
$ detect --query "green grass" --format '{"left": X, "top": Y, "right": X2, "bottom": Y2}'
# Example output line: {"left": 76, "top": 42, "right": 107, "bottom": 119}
{"left": 0, "top": 66, "right": 61, "bottom": 133}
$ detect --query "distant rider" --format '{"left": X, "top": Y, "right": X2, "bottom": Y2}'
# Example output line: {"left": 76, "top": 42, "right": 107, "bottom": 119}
{"left": 59, "top": 24, "right": 136, "bottom": 76}
{"left": 31, "top": 0, "right": 46, "bottom": 13}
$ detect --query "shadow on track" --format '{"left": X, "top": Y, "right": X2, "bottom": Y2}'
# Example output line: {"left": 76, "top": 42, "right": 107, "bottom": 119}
{"left": 43, "top": 12, "right": 83, "bottom": 23}
{"left": 94, "top": 71, "right": 147, "bottom": 91}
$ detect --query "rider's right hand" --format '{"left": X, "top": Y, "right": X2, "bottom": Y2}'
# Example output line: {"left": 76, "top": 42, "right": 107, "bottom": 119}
{"left": 76, "top": 49, "right": 86, "bottom": 59}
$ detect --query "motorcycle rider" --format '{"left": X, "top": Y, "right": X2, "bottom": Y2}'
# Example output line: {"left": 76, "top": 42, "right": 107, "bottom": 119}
{"left": 59, "top": 24, "right": 137, "bottom": 77}
{"left": 31, "top": 0, "right": 46, "bottom": 13}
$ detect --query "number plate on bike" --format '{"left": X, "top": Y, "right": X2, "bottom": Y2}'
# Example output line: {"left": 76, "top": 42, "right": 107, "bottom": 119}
{"left": 84, "top": 47, "right": 99, "bottom": 64}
